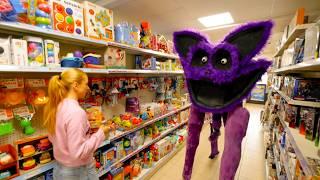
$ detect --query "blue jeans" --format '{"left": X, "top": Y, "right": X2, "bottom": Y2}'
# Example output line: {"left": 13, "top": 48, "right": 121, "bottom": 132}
{"left": 53, "top": 162, "right": 98, "bottom": 180}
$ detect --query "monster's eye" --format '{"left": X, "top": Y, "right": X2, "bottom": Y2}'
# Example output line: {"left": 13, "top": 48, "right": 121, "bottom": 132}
{"left": 191, "top": 49, "right": 209, "bottom": 67}
{"left": 212, "top": 49, "right": 232, "bottom": 70}
{"left": 201, "top": 56, "right": 208, "bottom": 63}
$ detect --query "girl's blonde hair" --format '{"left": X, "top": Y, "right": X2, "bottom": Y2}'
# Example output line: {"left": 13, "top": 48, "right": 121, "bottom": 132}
{"left": 43, "top": 68, "right": 87, "bottom": 134}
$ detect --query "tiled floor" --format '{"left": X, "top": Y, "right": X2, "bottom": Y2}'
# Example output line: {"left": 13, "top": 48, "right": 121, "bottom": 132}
{"left": 150, "top": 103, "right": 266, "bottom": 180}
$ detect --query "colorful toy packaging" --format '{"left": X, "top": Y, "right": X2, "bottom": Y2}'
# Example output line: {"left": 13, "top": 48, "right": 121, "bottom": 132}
{"left": 11, "top": 38, "right": 28, "bottom": 66}
{"left": 24, "top": 36, "right": 45, "bottom": 66}
{"left": 30, "top": 0, "right": 52, "bottom": 29}
{"left": 139, "top": 21, "right": 152, "bottom": 49}
{"left": 114, "top": 22, "right": 140, "bottom": 47}
{"left": 88, "top": 77, "right": 106, "bottom": 105}
{"left": 85, "top": 106, "right": 104, "bottom": 132}
{"left": 135, "top": 55, "right": 157, "bottom": 70}
{"left": 104, "top": 47, "right": 126, "bottom": 69}
{"left": 44, "top": 40, "right": 59, "bottom": 67}
{"left": 25, "top": 79, "right": 49, "bottom": 105}
{"left": 0, "top": 108, "right": 14, "bottom": 136}
{"left": 83, "top": 1, "right": 114, "bottom": 41}
{"left": 0, "top": 78, "right": 26, "bottom": 107}
{"left": 51, "top": 0, "right": 84, "bottom": 36}
{"left": 0, "top": 37, "right": 11, "bottom": 65}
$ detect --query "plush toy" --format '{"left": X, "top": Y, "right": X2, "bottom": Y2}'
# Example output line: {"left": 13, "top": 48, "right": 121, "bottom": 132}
{"left": 173, "top": 21, "right": 273, "bottom": 180}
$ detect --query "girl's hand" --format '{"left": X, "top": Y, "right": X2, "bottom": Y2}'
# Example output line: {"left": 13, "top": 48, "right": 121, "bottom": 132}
{"left": 100, "top": 125, "right": 110, "bottom": 139}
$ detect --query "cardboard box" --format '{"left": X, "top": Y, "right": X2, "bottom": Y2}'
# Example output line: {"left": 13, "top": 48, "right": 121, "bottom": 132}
{"left": 304, "top": 24, "right": 320, "bottom": 60}
{"left": 11, "top": 39, "right": 28, "bottom": 66}
{"left": 51, "top": 0, "right": 84, "bottom": 36}
{"left": 83, "top": 1, "right": 114, "bottom": 41}
{"left": 0, "top": 37, "right": 12, "bottom": 65}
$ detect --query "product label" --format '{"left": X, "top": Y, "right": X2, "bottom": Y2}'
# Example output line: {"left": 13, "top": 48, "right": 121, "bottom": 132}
{"left": 0, "top": 108, "right": 14, "bottom": 120}
{"left": 12, "top": 105, "right": 34, "bottom": 116}
{"left": 25, "top": 79, "right": 48, "bottom": 88}
{"left": 0, "top": 78, "right": 24, "bottom": 89}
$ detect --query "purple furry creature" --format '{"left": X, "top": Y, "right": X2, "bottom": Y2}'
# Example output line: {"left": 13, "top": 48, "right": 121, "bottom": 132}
{"left": 173, "top": 21, "right": 273, "bottom": 180}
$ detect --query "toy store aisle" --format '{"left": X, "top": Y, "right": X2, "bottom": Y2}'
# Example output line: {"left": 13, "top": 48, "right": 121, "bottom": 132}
{"left": 150, "top": 103, "right": 265, "bottom": 180}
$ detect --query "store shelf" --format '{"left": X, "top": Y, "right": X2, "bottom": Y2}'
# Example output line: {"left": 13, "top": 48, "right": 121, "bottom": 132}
{"left": 274, "top": 23, "right": 314, "bottom": 57}
{"left": 0, "top": 22, "right": 107, "bottom": 47}
{"left": 99, "top": 104, "right": 191, "bottom": 148}
{"left": 107, "top": 69, "right": 184, "bottom": 75}
{"left": 108, "top": 41, "right": 179, "bottom": 59}
{"left": 273, "top": 58, "right": 320, "bottom": 74}
{"left": 273, "top": 88, "right": 320, "bottom": 108}
{"left": 98, "top": 120, "right": 188, "bottom": 177}
{"left": 12, "top": 160, "right": 56, "bottom": 180}
{"left": 134, "top": 142, "right": 186, "bottom": 180}
{"left": 273, "top": 145, "right": 281, "bottom": 179}
{"left": 277, "top": 115, "right": 315, "bottom": 176}
{"left": 18, "top": 148, "right": 53, "bottom": 161}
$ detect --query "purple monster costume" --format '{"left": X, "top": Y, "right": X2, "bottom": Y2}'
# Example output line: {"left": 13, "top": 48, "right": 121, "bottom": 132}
{"left": 173, "top": 21, "right": 273, "bottom": 180}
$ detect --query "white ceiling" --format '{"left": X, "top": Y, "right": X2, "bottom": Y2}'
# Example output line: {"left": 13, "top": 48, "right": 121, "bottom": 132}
{"left": 83, "top": 0, "right": 320, "bottom": 57}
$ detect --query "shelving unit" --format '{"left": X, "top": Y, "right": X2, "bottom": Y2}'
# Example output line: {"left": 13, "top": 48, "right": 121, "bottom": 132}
{"left": 273, "top": 88, "right": 320, "bottom": 108}
{"left": 98, "top": 120, "right": 188, "bottom": 177}
{"left": 134, "top": 142, "right": 186, "bottom": 180}
{"left": 12, "top": 161, "right": 56, "bottom": 180}
{"left": 18, "top": 148, "right": 53, "bottom": 161}
{"left": 273, "top": 23, "right": 315, "bottom": 57}
{"left": 100, "top": 104, "right": 191, "bottom": 147}
{"left": 273, "top": 58, "right": 320, "bottom": 74}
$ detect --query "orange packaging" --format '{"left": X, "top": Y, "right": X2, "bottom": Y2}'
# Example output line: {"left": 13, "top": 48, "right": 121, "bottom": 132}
{"left": 0, "top": 78, "right": 26, "bottom": 107}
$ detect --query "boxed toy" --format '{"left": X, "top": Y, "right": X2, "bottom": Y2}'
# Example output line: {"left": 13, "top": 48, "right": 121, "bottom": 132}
{"left": 24, "top": 36, "right": 45, "bottom": 66}
{"left": 103, "top": 147, "right": 116, "bottom": 169}
{"left": 0, "top": 37, "right": 11, "bottom": 65}
{"left": 292, "top": 38, "right": 305, "bottom": 64}
{"left": 83, "top": 1, "right": 114, "bottom": 41}
{"left": 284, "top": 104, "right": 299, "bottom": 128}
{"left": 25, "top": 79, "right": 49, "bottom": 105}
{"left": 104, "top": 47, "right": 126, "bottom": 69}
{"left": 44, "top": 40, "right": 60, "bottom": 67}
{"left": 135, "top": 55, "right": 157, "bottom": 70}
{"left": 291, "top": 79, "right": 320, "bottom": 101}
{"left": 51, "top": 0, "right": 84, "bottom": 36}
{"left": 303, "top": 108, "right": 318, "bottom": 141}
{"left": 304, "top": 23, "right": 320, "bottom": 60}
{"left": 110, "top": 167, "right": 124, "bottom": 180}
{"left": 114, "top": 140, "right": 125, "bottom": 160}
{"left": 11, "top": 39, "right": 28, "bottom": 66}
{"left": 0, "top": 78, "right": 26, "bottom": 107}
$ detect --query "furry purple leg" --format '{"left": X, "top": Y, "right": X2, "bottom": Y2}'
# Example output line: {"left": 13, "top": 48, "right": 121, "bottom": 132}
{"left": 209, "top": 114, "right": 222, "bottom": 159}
{"left": 220, "top": 106, "right": 250, "bottom": 180}
{"left": 183, "top": 106, "right": 205, "bottom": 180}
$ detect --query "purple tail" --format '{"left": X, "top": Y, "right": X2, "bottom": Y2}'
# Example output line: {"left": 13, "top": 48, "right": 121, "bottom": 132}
{"left": 183, "top": 106, "right": 205, "bottom": 180}
{"left": 220, "top": 106, "right": 250, "bottom": 180}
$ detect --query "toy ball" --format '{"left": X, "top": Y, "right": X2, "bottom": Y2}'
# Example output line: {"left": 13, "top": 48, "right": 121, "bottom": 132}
{"left": 66, "top": 25, "right": 74, "bottom": 33}
{"left": 89, "top": 9, "right": 94, "bottom": 15}
{"left": 55, "top": 13, "right": 64, "bottom": 22}
{"left": 35, "top": 9, "right": 49, "bottom": 18}
{"left": 47, "top": 43, "right": 54, "bottom": 50}
{"left": 36, "top": 17, "right": 51, "bottom": 25}
{"left": 56, "top": 23, "right": 65, "bottom": 31}
{"left": 48, "top": 51, "right": 54, "bottom": 57}
{"left": 55, "top": 4, "right": 64, "bottom": 13}
{"left": 35, "top": 55, "right": 44, "bottom": 63}
{"left": 73, "top": 50, "right": 83, "bottom": 58}
{"left": 28, "top": 43, "right": 37, "bottom": 50}
{"left": 76, "top": 20, "right": 81, "bottom": 27}
{"left": 76, "top": 28, "right": 81, "bottom": 34}
{"left": 65, "top": 16, "right": 73, "bottom": 24}
{"left": 66, "top": 7, "right": 73, "bottom": 15}
{"left": 38, "top": 3, "right": 50, "bottom": 14}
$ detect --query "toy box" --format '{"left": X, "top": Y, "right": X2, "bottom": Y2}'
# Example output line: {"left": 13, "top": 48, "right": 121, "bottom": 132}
{"left": 302, "top": 108, "right": 318, "bottom": 141}
{"left": 304, "top": 23, "right": 320, "bottom": 60}
{"left": 135, "top": 55, "right": 157, "bottom": 70}
{"left": 110, "top": 167, "right": 124, "bottom": 180}
{"left": 284, "top": 104, "right": 299, "bottom": 128}
{"left": 0, "top": 78, "right": 26, "bottom": 107}
{"left": 83, "top": 1, "right": 114, "bottom": 41}
{"left": 0, "top": 37, "right": 11, "bottom": 65}
{"left": 104, "top": 47, "right": 126, "bottom": 69}
{"left": 25, "top": 79, "right": 49, "bottom": 105}
{"left": 24, "top": 36, "right": 45, "bottom": 66}
{"left": 51, "top": 0, "right": 84, "bottom": 36}
{"left": 291, "top": 79, "right": 320, "bottom": 101}
{"left": 11, "top": 39, "right": 28, "bottom": 66}
{"left": 114, "top": 22, "right": 140, "bottom": 47}
{"left": 29, "top": 0, "right": 53, "bottom": 29}
{"left": 103, "top": 147, "right": 116, "bottom": 169}
{"left": 114, "top": 141, "right": 125, "bottom": 161}
{"left": 44, "top": 40, "right": 59, "bottom": 67}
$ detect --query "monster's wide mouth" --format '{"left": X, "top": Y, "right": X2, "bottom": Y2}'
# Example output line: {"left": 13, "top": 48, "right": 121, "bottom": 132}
{"left": 188, "top": 69, "right": 264, "bottom": 109}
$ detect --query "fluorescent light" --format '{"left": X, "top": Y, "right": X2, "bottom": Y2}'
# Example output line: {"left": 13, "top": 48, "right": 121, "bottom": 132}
{"left": 201, "top": 23, "right": 239, "bottom": 32}
{"left": 198, "top": 12, "right": 234, "bottom": 28}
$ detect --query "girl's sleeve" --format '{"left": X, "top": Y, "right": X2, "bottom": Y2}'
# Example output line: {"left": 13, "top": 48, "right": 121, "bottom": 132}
{"left": 66, "top": 109, "right": 105, "bottom": 160}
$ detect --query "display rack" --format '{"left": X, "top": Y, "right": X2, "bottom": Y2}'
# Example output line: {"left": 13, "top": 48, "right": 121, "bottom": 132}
{"left": 273, "top": 88, "right": 320, "bottom": 108}
{"left": 272, "top": 58, "right": 320, "bottom": 74}
{"left": 12, "top": 161, "right": 56, "bottom": 180}
{"left": 0, "top": 22, "right": 179, "bottom": 59}
{"left": 98, "top": 120, "right": 188, "bottom": 177}
{"left": 273, "top": 23, "right": 315, "bottom": 57}
{"left": 134, "top": 142, "right": 186, "bottom": 180}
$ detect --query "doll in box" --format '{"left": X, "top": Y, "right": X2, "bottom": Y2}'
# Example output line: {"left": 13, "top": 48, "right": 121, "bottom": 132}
{"left": 173, "top": 21, "right": 273, "bottom": 180}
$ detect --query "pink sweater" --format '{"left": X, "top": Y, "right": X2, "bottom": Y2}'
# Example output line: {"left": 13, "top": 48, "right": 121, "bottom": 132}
{"left": 49, "top": 99, "right": 105, "bottom": 167}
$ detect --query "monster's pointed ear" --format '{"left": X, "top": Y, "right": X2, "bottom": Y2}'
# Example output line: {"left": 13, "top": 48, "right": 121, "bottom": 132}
{"left": 223, "top": 21, "right": 273, "bottom": 61}
{"left": 173, "top": 30, "right": 209, "bottom": 58}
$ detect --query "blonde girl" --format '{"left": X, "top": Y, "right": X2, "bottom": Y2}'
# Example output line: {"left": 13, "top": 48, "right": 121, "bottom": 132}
{"left": 44, "top": 68, "right": 109, "bottom": 180}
